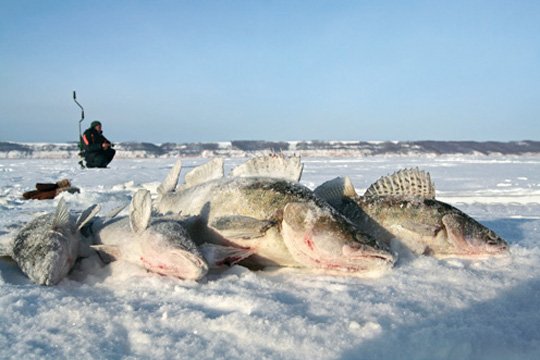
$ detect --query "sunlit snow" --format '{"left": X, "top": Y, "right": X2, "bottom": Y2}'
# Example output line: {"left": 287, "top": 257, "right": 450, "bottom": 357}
{"left": 1, "top": 156, "right": 539, "bottom": 359}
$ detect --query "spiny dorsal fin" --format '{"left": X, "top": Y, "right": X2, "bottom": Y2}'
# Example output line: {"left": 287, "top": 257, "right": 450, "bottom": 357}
{"left": 182, "top": 158, "right": 224, "bottom": 189}
{"left": 230, "top": 154, "right": 304, "bottom": 182}
{"left": 52, "top": 198, "right": 70, "bottom": 229}
{"left": 129, "top": 189, "right": 152, "bottom": 233}
{"left": 364, "top": 168, "right": 435, "bottom": 199}
{"left": 314, "top": 176, "right": 358, "bottom": 207}
{"left": 76, "top": 204, "right": 101, "bottom": 231}
{"left": 157, "top": 159, "right": 182, "bottom": 195}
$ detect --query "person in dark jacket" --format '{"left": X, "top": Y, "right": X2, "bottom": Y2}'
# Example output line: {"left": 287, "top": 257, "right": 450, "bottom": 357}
{"left": 82, "top": 121, "right": 115, "bottom": 168}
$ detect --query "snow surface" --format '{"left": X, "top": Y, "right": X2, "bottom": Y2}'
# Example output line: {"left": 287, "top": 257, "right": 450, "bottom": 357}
{"left": 1, "top": 156, "right": 540, "bottom": 359}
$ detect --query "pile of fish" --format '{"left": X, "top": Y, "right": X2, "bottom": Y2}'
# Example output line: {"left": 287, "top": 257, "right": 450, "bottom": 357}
{"left": 0, "top": 155, "right": 509, "bottom": 286}
{"left": 157, "top": 156, "right": 394, "bottom": 275}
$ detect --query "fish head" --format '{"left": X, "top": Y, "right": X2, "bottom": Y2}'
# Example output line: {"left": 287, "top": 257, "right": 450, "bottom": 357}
{"left": 138, "top": 220, "right": 208, "bottom": 280}
{"left": 281, "top": 201, "right": 395, "bottom": 274}
{"left": 440, "top": 213, "right": 508, "bottom": 257}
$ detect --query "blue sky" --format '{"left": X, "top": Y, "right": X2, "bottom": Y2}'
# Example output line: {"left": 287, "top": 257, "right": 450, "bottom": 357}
{"left": 1, "top": 0, "right": 539, "bottom": 143}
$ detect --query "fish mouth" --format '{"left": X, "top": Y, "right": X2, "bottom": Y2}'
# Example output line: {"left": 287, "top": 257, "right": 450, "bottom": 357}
{"left": 458, "top": 241, "right": 509, "bottom": 258}
{"left": 140, "top": 249, "right": 209, "bottom": 280}
{"left": 342, "top": 243, "right": 396, "bottom": 264}
{"left": 435, "top": 242, "right": 509, "bottom": 259}
{"left": 299, "top": 241, "right": 396, "bottom": 274}
{"left": 482, "top": 241, "right": 509, "bottom": 254}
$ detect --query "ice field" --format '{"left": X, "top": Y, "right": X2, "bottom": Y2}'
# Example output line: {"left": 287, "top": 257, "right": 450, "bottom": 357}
{"left": 1, "top": 155, "right": 539, "bottom": 359}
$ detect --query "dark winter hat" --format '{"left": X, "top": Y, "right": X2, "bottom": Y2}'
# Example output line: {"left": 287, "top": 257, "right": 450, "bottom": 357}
{"left": 91, "top": 120, "right": 102, "bottom": 128}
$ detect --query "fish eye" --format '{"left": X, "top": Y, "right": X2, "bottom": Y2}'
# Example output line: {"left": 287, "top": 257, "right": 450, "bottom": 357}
{"left": 487, "top": 240, "right": 498, "bottom": 245}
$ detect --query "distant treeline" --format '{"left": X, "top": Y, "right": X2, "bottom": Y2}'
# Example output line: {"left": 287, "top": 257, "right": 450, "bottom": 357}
{"left": 1, "top": 140, "right": 540, "bottom": 158}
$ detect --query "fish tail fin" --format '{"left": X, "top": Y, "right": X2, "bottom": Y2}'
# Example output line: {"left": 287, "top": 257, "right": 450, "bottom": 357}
{"left": 157, "top": 159, "right": 182, "bottom": 195}
{"left": 52, "top": 198, "right": 70, "bottom": 229}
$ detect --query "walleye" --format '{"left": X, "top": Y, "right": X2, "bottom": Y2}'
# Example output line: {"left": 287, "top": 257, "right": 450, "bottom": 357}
{"left": 156, "top": 155, "right": 395, "bottom": 274}
{"left": 0, "top": 199, "right": 99, "bottom": 285}
{"left": 90, "top": 189, "right": 209, "bottom": 280}
{"left": 315, "top": 168, "right": 509, "bottom": 258}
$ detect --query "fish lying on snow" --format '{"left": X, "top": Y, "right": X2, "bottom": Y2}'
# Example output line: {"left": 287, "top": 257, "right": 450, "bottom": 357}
{"left": 90, "top": 189, "right": 211, "bottom": 280}
{"left": 315, "top": 168, "right": 509, "bottom": 258}
{"left": 156, "top": 155, "right": 395, "bottom": 275}
{"left": 0, "top": 199, "right": 99, "bottom": 285}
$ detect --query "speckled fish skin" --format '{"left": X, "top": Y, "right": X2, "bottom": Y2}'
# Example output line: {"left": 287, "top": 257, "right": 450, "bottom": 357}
{"left": 12, "top": 213, "right": 80, "bottom": 286}
{"left": 339, "top": 195, "right": 508, "bottom": 258}
{"left": 315, "top": 170, "right": 509, "bottom": 259}
{"left": 157, "top": 176, "right": 395, "bottom": 274}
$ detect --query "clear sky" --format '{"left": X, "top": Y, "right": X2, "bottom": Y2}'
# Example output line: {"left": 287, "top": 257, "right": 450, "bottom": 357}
{"left": 1, "top": 0, "right": 539, "bottom": 143}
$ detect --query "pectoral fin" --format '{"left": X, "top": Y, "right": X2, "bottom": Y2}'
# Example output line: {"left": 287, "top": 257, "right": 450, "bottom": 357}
{"left": 157, "top": 159, "right": 182, "bottom": 195}
{"left": 199, "top": 243, "right": 255, "bottom": 268}
{"left": 76, "top": 204, "right": 101, "bottom": 231}
{"left": 210, "top": 215, "right": 275, "bottom": 239}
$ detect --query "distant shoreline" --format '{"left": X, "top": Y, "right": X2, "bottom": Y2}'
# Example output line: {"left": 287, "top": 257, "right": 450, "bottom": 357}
{"left": 1, "top": 140, "right": 540, "bottom": 159}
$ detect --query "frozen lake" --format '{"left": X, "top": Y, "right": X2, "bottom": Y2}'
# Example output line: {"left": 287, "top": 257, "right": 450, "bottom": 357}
{"left": 1, "top": 156, "right": 540, "bottom": 359}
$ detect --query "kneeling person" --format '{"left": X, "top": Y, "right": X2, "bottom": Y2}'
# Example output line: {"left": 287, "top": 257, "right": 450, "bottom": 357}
{"left": 82, "top": 120, "right": 115, "bottom": 168}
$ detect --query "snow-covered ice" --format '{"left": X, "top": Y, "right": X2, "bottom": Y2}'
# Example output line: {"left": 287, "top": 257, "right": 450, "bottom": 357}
{"left": 1, "top": 155, "right": 540, "bottom": 359}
